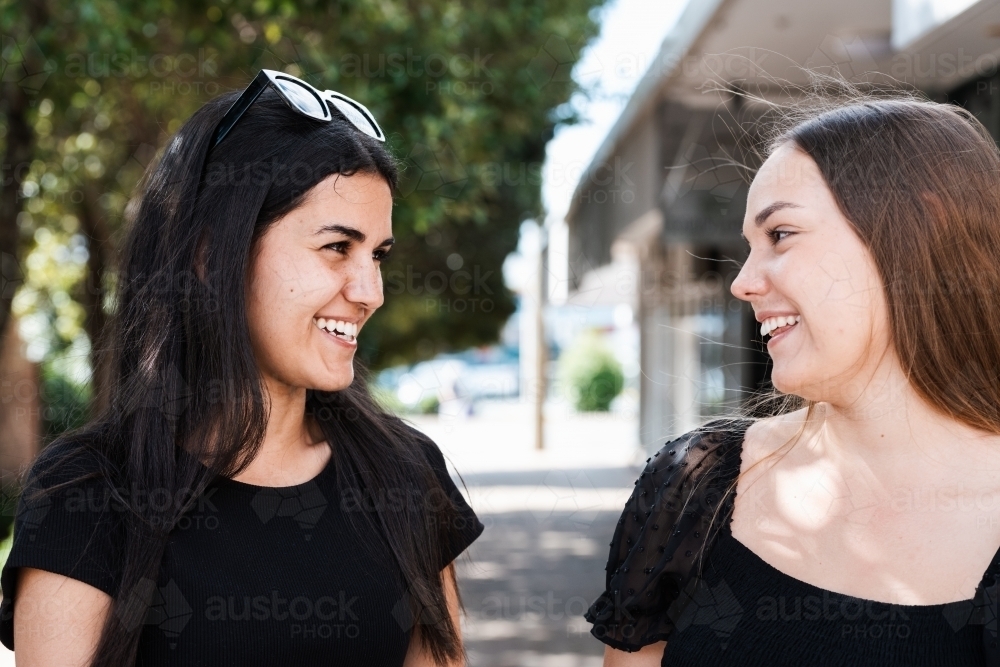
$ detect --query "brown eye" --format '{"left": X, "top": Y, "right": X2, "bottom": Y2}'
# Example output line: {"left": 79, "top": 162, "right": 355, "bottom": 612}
{"left": 767, "top": 228, "right": 792, "bottom": 244}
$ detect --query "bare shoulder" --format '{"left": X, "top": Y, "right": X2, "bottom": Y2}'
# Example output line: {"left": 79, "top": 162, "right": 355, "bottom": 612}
{"left": 741, "top": 407, "right": 814, "bottom": 468}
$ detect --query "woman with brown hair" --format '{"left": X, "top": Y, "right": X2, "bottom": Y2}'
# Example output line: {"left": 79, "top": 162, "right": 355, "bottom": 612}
{"left": 587, "top": 92, "right": 1000, "bottom": 665}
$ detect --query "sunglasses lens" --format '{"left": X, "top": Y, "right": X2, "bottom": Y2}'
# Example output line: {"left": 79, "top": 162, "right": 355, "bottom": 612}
{"left": 328, "top": 95, "right": 385, "bottom": 141}
{"left": 271, "top": 75, "right": 330, "bottom": 120}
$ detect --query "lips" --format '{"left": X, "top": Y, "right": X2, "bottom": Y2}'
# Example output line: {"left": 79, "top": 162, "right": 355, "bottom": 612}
{"left": 766, "top": 320, "right": 798, "bottom": 346}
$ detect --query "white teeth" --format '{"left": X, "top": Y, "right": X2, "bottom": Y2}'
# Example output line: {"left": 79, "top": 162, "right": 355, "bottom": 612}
{"left": 760, "top": 315, "right": 801, "bottom": 336}
{"left": 313, "top": 318, "right": 358, "bottom": 341}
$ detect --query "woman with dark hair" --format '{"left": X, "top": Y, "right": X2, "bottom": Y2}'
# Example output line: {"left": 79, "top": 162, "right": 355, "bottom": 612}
{"left": 587, "top": 92, "right": 1000, "bottom": 665}
{"left": 0, "top": 70, "right": 483, "bottom": 666}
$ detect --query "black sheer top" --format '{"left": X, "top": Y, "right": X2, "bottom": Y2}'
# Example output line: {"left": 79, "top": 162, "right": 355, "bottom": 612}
{"left": 586, "top": 419, "right": 1000, "bottom": 665}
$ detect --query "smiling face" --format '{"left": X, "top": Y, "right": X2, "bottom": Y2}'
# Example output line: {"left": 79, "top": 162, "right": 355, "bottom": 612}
{"left": 731, "top": 142, "right": 892, "bottom": 402}
{"left": 245, "top": 171, "right": 393, "bottom": 394}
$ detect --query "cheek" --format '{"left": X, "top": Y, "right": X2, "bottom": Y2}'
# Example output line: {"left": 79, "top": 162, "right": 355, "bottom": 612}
{"left": 247, "top": 254, "right": 336, "bottom": 344}
{"left": 764, "top": 251, "right": 845, "bottom": 346}
{"left": 797, "top": 250, "right": 883, "bottom": 353}
{"left": 248, "top": 253, "right": 299, "bottom": 320}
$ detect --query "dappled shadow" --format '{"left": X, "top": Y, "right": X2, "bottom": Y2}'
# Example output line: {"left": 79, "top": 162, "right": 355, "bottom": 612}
{"left": 457, "top": 509, "right": 621, "bottom": 666}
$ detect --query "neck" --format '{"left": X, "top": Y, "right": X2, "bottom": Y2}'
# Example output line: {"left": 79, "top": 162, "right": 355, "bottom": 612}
{"left": 257, "top": 375, "right": 322, "bottom": 463}
{"left": 801, "top": 360, "right": 1000, "bottom": 480}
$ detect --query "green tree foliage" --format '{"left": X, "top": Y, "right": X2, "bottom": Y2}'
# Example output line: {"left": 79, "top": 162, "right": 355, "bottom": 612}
{"left": 0, "top": 0, "right": 607, "bottom": 417}
{"left": 559, "top": 330, "right": 624, "bottom": 412}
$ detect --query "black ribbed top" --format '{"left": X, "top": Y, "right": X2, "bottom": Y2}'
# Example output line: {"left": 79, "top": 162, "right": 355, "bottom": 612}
{"left": 0, "top": 433, "right": 483, "bottom": 666}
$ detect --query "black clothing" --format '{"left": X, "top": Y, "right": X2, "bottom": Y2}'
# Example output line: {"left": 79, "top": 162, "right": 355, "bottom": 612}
{"left": 587, "top": 419, "right": 1000, "bottom": 666}
{"left": 660, "top": 520, "right": 987, "bottom": 666}
{"left": 0, "top": 429, "right": 483, "bottom": 666}
{"left": 586, "top": 420, "right": 753, "bottom": 649}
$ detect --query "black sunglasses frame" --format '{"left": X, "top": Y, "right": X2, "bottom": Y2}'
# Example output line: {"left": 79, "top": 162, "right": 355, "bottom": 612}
{"left": 210, "top": 69, "right": 385, "bottom": 148}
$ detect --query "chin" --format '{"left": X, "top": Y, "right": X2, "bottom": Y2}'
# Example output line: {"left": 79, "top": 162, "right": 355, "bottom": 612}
{"left": 312, "top": 371, "right": 355, "bottom": 393}
{"left": 770, "top": 366, "right": 809, "bottom": 399}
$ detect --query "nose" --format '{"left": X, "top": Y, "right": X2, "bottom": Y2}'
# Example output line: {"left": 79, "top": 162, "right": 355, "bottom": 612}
{"left": 342, "top": 257, "right": 384, "bottom": 311}
{"left": 730, "top": 251, "right": 767, "bottom": 302}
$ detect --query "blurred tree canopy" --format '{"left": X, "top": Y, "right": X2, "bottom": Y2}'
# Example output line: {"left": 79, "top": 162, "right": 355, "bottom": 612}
{"left": 0, "top": 0, "right": 606, "bottom": 421}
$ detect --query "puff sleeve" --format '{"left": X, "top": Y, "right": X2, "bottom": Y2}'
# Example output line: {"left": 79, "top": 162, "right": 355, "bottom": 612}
{"left": 584, "top": 419, "right": 749, "bottom": 652}
{"left": 406, "top": 425, "right": 485, "bottom": 570}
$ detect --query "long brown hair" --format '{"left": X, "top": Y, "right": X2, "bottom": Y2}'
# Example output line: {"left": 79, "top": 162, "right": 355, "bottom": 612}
{"left": 700, "top": 79, "right": 1000, "bottom": 560}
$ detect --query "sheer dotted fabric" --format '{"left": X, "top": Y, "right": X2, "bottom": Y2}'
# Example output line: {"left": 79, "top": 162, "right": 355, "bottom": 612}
{"left": 586, "top": 419, "right": 1000, "bottom": 664}
{"left": 584, "top": 419, "right": 752, "bottom": 652}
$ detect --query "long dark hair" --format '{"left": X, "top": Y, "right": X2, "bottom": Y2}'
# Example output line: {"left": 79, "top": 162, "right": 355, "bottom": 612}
{"left": 24, "top": 87, "right": 464, "bottom": 665}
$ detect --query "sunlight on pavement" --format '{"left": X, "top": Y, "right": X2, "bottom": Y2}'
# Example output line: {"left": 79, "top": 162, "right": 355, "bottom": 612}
{"left": 410, "top": 398, "right": 642, "bottom": 667}
{"left": 407, "top": 398, "right": 644, "bottom": 474}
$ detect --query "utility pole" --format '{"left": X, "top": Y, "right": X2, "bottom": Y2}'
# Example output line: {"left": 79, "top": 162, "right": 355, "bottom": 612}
{"left": 518, "top": 220, "right": 548, "bottom": 450}
{"left": 534, "top": 224, "right": 548, "bottom": 450}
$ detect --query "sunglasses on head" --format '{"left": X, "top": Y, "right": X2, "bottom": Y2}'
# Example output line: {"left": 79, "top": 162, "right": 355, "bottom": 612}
{"left": 211, "top": 69, "right": 386, "bottom": 148}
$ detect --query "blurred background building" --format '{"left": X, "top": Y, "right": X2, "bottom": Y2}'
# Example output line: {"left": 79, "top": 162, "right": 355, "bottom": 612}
{"left": 563, "top": 0, "right": 1000, "bottom": 453}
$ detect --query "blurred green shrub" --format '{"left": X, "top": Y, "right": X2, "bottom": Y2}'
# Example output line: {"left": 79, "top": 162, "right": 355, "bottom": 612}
{"left": 418, "top": 395, "right": 440, "bottom": 415}
{"left": 372, "top": 385, "right": 439, "bottom": 415}
{"left": 559, "top": 331, "right": 624, "bottom": 412}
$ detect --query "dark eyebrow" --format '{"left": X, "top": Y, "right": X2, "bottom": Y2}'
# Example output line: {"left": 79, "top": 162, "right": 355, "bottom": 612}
{"left": 313, "top": 224, "right": 395, "bottom": 247}
{"left": 313, "top": 224, "right": 366, "bottom": 242}
{"left": 754, "top": 201, "right": 802, "bottom": 227}
{"left": 741, "top": 201, "right": 804, "bottom": 242}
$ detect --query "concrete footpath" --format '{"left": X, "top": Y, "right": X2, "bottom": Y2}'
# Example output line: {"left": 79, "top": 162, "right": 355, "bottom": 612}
{"left": 409, "top": 399, "right": 646, "bottom": 666}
